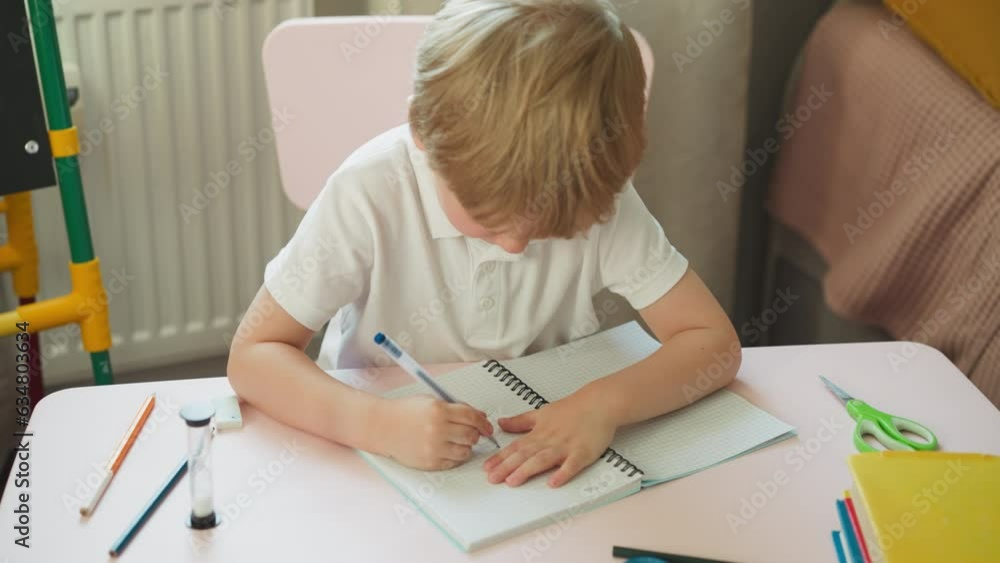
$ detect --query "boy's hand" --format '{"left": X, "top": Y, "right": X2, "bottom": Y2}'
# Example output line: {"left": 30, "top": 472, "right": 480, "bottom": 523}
{"left": 483, "top": 391, "right": 615, "bottom": 488}
{"left": 372, "top": 396, "right": 494, "bottom": 471}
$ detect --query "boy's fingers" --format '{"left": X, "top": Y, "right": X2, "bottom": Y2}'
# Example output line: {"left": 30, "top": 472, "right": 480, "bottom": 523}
{"left": 486, "top": 451, "right": 526, "bottom": 484}
{"left": 442, "top": 443, "right": 473, "bottom": 462}
{"left": 498, "top": 411, "right": 536, "bottom": 433}
{"left": 446, "top": 404, "right": 494, "bottom": 436}
{"left": 505, "top": 449, "right": 561, "bottom": 487}
{"left": 548, "top": 456, "right": 587, "bottom": 488}
{"left": 483, "top": 444, "right": 515, "bottom": 471}
{"left": 447, "top": 424, "right": 481, "bottom": 446}
{"left": 487, "top": 438, "right": 545, "bottom": 482}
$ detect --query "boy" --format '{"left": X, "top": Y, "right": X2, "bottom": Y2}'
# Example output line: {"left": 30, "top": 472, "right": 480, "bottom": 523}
{"left": 228, "top": 0, "right": 740, "bottom": 489}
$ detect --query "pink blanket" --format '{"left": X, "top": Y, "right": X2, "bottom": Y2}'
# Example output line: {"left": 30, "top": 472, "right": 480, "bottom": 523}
{"left": 768, "top": 3, "right": 1000, "bottom": 405}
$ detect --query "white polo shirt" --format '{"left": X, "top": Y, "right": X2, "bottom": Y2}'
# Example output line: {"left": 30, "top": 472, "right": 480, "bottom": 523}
{"left": 264, "top": 125, "right": 688, "bottom": 373}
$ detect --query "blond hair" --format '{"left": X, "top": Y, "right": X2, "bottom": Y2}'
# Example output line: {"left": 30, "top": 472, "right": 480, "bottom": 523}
{"left": 409, "top": 0, "right": 647, "bottom": 239}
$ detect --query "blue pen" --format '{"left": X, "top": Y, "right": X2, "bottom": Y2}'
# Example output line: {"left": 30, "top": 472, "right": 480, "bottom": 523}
{"left": 374, "top": 332, "right": 501, "bottom": 449}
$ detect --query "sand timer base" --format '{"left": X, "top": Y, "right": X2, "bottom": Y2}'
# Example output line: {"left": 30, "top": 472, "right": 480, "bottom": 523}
{"left": 187, "top": 512, "right": 220, "bottom": 530}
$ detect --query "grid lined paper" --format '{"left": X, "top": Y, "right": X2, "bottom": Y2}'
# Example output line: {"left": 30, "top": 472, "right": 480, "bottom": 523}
{"left": 367, "top": 362, "right": 642, "bottom": 551}
{"left": 614, "top": 390, "right": 796, "bottom": 485}
{"left": 364, "top": 322, "right": 795, "bottom": 550}
{"left": 492, "top": 322, "right": 796, "bottom": 484}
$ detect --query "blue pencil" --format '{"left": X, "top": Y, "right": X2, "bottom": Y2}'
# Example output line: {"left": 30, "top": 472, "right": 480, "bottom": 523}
{"left": 832, "top": 531, "right": 848, "bottom": 563}
{"left": 109, "top": 457, "right": 188, "bottom": 557}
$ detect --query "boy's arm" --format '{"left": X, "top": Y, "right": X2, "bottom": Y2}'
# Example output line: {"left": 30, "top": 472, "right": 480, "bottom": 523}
{"left": 227, "top": 286, "right": 382, "bottom": 451}
{"left": 583, "top": 268, "right": 740, "bottom": 425}
{"left": 484, "top": 269, "right": 740, "bottom": 487}
{"left": 228, "top": 286, "right": 494, "bottom": 469}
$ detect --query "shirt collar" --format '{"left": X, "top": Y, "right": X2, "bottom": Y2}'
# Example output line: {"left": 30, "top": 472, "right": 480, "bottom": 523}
{"left": 406, "top": 130, "right": 464, "bottom": 240}
{"left": 468, "top": 238, "right": 527, "bottom": 263}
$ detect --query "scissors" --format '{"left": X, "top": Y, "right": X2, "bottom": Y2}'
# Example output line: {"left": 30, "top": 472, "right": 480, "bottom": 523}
{"left": 819, "top": 376, "right": 938, "bottom": 453}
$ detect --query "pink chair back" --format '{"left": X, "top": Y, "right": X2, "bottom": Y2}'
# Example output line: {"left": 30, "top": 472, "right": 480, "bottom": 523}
{"left": 263, "top": 16, "right": 654, "bottom": 209}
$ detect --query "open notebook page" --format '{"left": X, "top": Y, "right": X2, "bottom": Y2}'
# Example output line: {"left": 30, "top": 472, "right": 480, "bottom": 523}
{"left": 498, "top": 322, "right": 796, "bottom": 485}
{"left": 360, "top": 362, "right": 643, "bottom": 552}
{"left": 612, "top": 391, "right": 796, "bottom": 485}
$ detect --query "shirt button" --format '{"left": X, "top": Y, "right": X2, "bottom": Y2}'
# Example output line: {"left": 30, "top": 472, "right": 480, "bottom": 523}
{"left": 480, "top": 297, "right": 495, "bottom": 311}
{"left": 481, "top": 262, "right": 496, "bottom": 274}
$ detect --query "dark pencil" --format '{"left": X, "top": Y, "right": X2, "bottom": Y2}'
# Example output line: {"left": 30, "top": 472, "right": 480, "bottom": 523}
{"left": 613, "top": 545, "right": 741, "bottom": 563}
{"left": 109, "top": 457, "right": 188, "bottom": 557}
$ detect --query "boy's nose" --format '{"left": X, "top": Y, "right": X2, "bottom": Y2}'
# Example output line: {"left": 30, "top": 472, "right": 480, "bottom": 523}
{"left": 495, "top": 235, "right": 529, "bottom": 254}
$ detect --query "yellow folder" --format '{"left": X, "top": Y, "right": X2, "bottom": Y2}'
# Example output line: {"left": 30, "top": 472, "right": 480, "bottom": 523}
{"left": 847, "top": 452, "right": 999, "bottom": 563}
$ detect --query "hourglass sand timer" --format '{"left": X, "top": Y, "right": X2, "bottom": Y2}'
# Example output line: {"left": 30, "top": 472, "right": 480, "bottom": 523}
{"left": 180, "top": 402, "right": 219, "bottom": 529}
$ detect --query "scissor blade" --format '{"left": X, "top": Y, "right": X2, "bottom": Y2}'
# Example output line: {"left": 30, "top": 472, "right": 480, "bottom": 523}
{"left": 819, "top": 375, "right": 854, "bottom": 405}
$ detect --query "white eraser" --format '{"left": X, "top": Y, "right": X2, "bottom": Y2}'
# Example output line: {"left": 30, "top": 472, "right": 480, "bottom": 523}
{"left": 212, "top": 395, "right": 243, "bottom": 431}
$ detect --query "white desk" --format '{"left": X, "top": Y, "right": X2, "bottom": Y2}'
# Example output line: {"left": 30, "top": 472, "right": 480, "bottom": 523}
{"left": 2, "top": 342, "right": 999, "bottom": 562}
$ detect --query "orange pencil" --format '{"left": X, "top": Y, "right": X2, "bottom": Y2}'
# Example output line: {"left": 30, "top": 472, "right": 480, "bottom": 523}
{"left": 80, "top": 394, "right": 156, "bottom": 516}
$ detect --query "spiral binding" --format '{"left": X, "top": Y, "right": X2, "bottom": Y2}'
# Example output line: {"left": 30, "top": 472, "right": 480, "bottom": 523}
{"left": 600, "top": 447, "right": 643, "bottom": 477}
{"left": 481, "top": 360, "right": 644, "bottom": 477}
{"left": 483, "top": 360, "right": 549, "bottom": 408}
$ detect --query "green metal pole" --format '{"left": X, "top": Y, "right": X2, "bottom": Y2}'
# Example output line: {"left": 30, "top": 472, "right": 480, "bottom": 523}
{"left": 27, "top": 0, "right": 113, "bottom": 385}
{"left": 90, "top": 351, "right": 113, "bottom": 385}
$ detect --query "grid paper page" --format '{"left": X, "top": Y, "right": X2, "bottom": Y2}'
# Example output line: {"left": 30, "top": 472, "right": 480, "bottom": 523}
{"left": 362, "top": 363, "right": 642, "bottom": 551}
{"left": 381, "top": 361, "right": 535, "bottom": 430}
{"left": 497, "top": 321, "right": 660, "bottom": 402}
{"left": 612, "top": 389, "right": 796, "bottom": 485}
{"left": 485, "top": 322, "right": 796, "bottom": 484}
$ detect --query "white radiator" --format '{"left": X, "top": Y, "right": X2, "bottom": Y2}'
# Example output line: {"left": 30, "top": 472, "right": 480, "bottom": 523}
{"left": 29, "top": 0, "right": 311, "bottom": 386}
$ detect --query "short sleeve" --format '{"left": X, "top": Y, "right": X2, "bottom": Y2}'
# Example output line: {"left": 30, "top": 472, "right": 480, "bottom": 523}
{"left": 598, "top": 183, "right": 689, "bottom": 310}
{"left": 263, "top": 171, "right": 374, "bottom": 331}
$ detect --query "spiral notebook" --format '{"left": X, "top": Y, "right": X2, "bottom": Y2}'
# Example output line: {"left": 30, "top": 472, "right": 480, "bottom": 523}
{"left": 359, "top": 321, "right": 796, "bottom": 551}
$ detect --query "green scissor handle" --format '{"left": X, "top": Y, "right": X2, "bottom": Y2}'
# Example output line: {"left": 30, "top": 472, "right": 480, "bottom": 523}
{"left": 846, "top": 400, "right": 939, "bottom": 453}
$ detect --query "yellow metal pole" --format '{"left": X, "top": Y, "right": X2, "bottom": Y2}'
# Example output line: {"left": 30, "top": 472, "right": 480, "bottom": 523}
{"left": 0, "top": 260, "right": 110, "bottom": 348}
{"left": 0, "top": 193, "right": 108, "bottom": 354}
{"left": 0, "top": 193, "right": 44, "bottom": 402}
{"left": 0, "top": 310, "right": 26, "bottom": 331}
{"left": 3, "top": 193, "right": 40, "bottom": 297}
